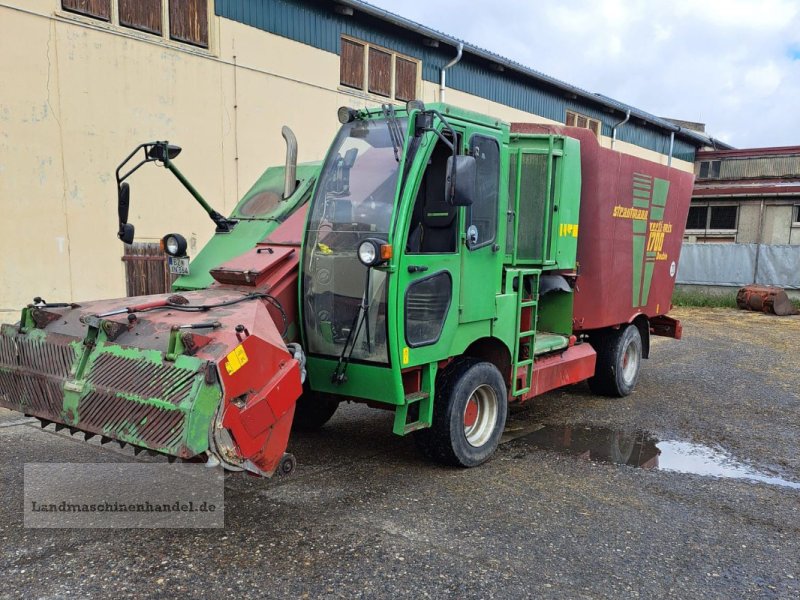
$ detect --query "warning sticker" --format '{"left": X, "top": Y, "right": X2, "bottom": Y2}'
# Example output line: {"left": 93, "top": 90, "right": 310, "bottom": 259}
{"left": 225, "top": 345, "right": 249, "bottom": 376}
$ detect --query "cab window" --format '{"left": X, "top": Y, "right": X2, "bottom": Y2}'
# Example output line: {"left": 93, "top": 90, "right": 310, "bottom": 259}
{"left": 467, "top": 134, "right": 500, "bottom": 249}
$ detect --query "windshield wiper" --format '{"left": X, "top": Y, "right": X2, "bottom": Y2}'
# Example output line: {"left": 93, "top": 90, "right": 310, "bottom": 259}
{"left": 331, "top": 267, "right": 373, "bottom": 384}
{"left": 381, "top": 104, "right": 405, "bottom": 163}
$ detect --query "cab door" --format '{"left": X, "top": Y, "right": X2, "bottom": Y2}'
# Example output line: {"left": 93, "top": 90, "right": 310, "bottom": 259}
{"left": 396, "top": 135, "right": 463, "bottom": 367}
{"left": 458, "top": 130, "right": 504, "bottom": 323}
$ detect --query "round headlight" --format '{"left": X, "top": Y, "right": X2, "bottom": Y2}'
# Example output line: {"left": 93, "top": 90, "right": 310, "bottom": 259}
{"left": 162, "top": 233, "right": 187, "bottom": 257}
{"left": 357, "top": 240, "right": 377, "bottom": 266}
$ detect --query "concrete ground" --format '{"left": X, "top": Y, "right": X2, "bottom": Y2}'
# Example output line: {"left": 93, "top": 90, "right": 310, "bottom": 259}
{"left": 0, "top": 307, "right": 798, "bottom": 599}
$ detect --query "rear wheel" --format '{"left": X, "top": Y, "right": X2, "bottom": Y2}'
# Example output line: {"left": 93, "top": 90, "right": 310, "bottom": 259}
{"left": 588, "top": 324, "right": 642, "bottom": 397}
{"left": 292, "top": 389, "right": 339, "bottom": 431}
{"left": 414, "top": 358, "right": 507, "bottom": 467}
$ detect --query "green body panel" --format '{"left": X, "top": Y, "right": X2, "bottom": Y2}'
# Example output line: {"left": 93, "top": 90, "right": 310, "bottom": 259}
{"left": 173, "top": 163, "right": 319, "bottom": 291}
{"left": 306, "top": 357, "right": 405, "bottom": 405}
{"left": 302, "top": 104, "right": 584, "bottom": 433}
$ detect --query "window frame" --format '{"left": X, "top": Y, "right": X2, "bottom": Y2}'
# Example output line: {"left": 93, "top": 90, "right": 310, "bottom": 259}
{"left": 466, "top": 133, "right": 500, "bottom": 250}
{"left": 58, "top": 0, "right": 212, "bottom": 51}
{"left": 565, "top": 110, "right": 602, "bottom": 139}
{"left": 338, "top": 35, "right": 421, "bottom": 103}
{"left": 793, "top": 205, "right": 800, "bottom": 226}
{"left": 698, "top": 160, "right": 722, "bottom": 180}
{"left": 685, "top": 202, "right": 739, "bottom": 234}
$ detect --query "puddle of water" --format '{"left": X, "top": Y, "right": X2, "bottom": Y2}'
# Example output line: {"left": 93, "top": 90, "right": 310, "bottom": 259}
{"left": 509, "top": 424, "right": 800, "bottom": 490}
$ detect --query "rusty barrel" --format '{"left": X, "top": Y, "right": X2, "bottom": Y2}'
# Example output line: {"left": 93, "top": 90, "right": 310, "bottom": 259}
{"left": 736, "top": 285, "right": 798, "bottom": 316}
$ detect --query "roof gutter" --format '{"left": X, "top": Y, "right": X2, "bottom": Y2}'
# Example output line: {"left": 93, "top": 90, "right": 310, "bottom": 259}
{"left": 338, "top": 0, "right": 734, "bottom": 150}
{"left": 440, "top": 43, "right": 463, "bottom": 103}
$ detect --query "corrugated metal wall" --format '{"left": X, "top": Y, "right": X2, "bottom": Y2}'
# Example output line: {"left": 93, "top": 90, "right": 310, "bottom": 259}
{"left": 719, "top": 156, "right": 800, "bottom": 179}
{"left": 216, "top": 0, "right": 696, "bottom": 161}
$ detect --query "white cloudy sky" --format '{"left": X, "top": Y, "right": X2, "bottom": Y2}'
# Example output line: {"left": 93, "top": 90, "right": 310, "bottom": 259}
{"left": 366, "top": 0, "right": 800, "bottom": 148}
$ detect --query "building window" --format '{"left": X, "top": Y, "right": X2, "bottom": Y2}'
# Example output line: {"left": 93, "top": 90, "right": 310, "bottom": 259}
{"left": 793, "top": 205, "right": 800, "bottom": 225}
{"left": 565, "top": 110, "right": 602, "bottom": 138}
{"left": 119, "top": 0, "right": 162, "bottom": 35}
{"left": 169, "top": 0, "right": 209, "bottom": 47}
{"left": 368, "top": 47, "right": 392, "bottom": 97}
{"left": 61, "top": 0, "right": 208, "bottom": 48}
{"left": 686, "top": 204, "right": 738, "bottom": 231}
{"left": 698, "top": 160, "right": 721, "bottom": 179}
{"left": 339, "top": 36, "right": 420, "bottom": 102}
{"left": 62, "top": 0, "right": 111, "bottom": 21}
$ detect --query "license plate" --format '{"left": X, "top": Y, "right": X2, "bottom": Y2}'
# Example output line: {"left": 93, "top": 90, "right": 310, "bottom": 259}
{"left": 168, "top": 256, "right": 190, "bottom": 275}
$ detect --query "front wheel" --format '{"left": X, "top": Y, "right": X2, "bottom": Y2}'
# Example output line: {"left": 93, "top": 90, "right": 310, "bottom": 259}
{"left": 588, "top": 324, "right": 643, "bottom": 397}
{"left": 414, "top": 358, "right": 508, "bottom": 467}
{"left": 292, "top": 389, "right": 339, "bottom": 431}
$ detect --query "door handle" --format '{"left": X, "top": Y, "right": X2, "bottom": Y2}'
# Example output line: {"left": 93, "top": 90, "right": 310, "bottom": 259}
{"left": 407, "top": 265, "right": 429, "bottom": 273}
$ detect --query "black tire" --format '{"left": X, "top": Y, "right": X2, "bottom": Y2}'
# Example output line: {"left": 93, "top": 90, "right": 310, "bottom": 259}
{"left": 292, "top": 389, "right": 339, "bottom": 431}
{"left": 587, "top": 324, "right": 642, "bottom": 397}
{"left": 413, "top": 358, "right": 508, "bottom": 467}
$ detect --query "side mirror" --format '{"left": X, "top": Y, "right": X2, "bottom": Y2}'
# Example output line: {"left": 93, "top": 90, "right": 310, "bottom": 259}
{"left": 119, "top": 223, "right": 135, "bottom": 245}
{"left": 117, "top": 183, "right": 134, "bottom": 243}
{"left": 118, "top": 182, "right": 130, "bottom": 224}
{"left": 445, "top": 155, "right": 476, "bottom": 206}
{"left": 343, "top": 147, "right": 359, "bottom": 169}
{"left": 414, "top": 111, "right": 434, "bottom": 137}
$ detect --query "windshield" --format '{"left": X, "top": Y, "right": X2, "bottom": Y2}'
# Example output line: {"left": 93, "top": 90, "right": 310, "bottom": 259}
{"left": 302, "top": 117, "right": 406, "bottom": 364}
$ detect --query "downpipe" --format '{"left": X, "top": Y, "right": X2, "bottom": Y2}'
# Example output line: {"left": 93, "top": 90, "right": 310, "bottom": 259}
{"left": 611, "top": 110, "right": 630, "bottom": 150}
{"left": 440, "top": 42, "right": 463, "bottom": 103}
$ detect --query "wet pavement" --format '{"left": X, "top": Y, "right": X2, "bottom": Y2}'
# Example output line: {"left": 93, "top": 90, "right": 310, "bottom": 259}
{"left": 1, "top": 307, "right": 799, "bottom": 598}
{"left": 507, "top": 423, "right": 800, "bottom": 490}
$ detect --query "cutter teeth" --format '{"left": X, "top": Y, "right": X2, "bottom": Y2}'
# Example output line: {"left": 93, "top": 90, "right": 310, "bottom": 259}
{"left": 167, "top": 456, "right": 177, "bottom": 464}
{"left": 100, "top": 436, "right": 112, "bottom": 445}
{"left": 54, "top": 423, "right": 66, "bottom": 433}
{"left": 39, "top": 419, "right": 51, "bottom": 429}
{"left": 69, "top": 427, "right": 79, "bottom": 436}
{"left": 133, "top": 447, "right": 144, "bottom": 456}
{"left": 84, "top": 433, "right": 96, "bottom": 441}
{"left": 118, "top": 441, "right": 127, "bottom": 449}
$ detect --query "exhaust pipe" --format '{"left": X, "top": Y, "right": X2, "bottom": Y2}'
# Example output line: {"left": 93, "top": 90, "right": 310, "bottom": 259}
{"left": 281, "top": 126, "right": 298, "bottom": 199}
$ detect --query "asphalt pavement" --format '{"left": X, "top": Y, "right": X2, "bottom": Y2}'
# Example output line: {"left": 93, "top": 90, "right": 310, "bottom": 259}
{"left": 0, "top": 307, "right": 798, "bottom": 599}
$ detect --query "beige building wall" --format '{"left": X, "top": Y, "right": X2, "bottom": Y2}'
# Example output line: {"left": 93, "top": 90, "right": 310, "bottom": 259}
{"left": 0, "top": 0, "right": 693, "bottom": 321}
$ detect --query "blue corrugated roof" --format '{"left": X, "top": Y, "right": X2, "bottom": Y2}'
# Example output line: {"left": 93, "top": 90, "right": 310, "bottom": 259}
{"left": 340, "top": 0, "right": 731, "bottom": 151}
{"left": 215, "top": 0, "right": 731, "bottom": 158}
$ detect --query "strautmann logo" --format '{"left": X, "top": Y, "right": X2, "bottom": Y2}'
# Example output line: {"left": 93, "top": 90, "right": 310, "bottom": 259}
{"left": 611, "top": 173, "right": 673, "bottom": 308}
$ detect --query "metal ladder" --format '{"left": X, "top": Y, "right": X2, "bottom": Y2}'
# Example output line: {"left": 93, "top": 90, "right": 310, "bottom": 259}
{"left": 506, "top": 268, "right": 541, "bottom": 397}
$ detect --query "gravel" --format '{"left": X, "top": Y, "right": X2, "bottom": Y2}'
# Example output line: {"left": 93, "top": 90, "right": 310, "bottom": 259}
{"left": 0, "top": 307, "right": 797, "bottom": 599}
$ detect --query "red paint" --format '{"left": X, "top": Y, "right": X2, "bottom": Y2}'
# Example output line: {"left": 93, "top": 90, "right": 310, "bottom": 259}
{"left": 519, "top": 343, "right": 597, "bottom": 401}
{"left": 464, "top": 398, "right": 478, "bottom": 427}
{"left": 511, "top": 123, "right": 694, "bottom": 333}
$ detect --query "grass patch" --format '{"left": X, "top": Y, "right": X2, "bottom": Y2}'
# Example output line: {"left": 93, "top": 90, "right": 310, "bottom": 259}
{"left": 671, "top": 289, "right": 738, "bottom": 308}
{"left": 672, "top": 289, "right": 800, "bottom": 310}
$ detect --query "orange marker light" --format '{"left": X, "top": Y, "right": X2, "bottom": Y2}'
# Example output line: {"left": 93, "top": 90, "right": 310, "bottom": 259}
{"left": 380, "top": 244, "right": 393, "bottom": 260}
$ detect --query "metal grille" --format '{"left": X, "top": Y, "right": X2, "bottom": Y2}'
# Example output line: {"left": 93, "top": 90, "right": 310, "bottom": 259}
{"left": 517, "top": 153, "right": 548, "bottom": 261}
{"left": 78, "top": 391, "right": 187, "bottom": 453}
{"left": 0, "top": 370, "right": 64, "bottom": 417}
{"left": 87, "top": 353, "right": 198, "bottom": 405}
{"left": 0, "top": 334, "right": 77, "bottom": 418}
{"left": 0, "top": 334, "right": 76, "bottom": 378}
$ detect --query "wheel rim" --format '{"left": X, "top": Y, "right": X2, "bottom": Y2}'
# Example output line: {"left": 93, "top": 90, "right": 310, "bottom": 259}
{"left": 621, "top": 341, "right": 640, "bottom": 385}
{"left": 463, "top": 384, "right": 499, "bottom": 448}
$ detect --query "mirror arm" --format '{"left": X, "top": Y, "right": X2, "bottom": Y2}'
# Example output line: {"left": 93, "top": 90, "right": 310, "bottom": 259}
{"left": 162, "top": 160, "right": 237, "bottom": 233}
{"left": 417, "top": 109, "right": 460, "bottom": 203}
